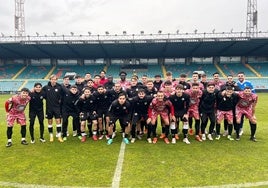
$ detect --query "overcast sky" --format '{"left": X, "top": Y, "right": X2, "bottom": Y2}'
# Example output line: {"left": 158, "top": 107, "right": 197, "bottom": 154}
{"left": 0, "top": 0, "right": 267, "bottom": 36}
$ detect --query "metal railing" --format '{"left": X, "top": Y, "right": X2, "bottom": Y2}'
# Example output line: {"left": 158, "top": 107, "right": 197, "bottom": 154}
{"left": 1, "top": 31, "right": 268, "bottom": 44}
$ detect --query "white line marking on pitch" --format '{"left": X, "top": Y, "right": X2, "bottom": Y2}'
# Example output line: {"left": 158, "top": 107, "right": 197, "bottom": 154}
{"left": 111, "top": 141, "right": 126, "bottom": 188}
{"left": 189, "top": 181, "right": 268, "bottom": 188}
{"left": 0, "top": 181, "right": 100, "bottom": 188}
{"left": 1, "top": 180, "right": 268, "bottom": 188}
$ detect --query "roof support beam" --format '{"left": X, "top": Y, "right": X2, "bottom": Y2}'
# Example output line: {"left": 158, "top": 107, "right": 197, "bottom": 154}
{"left": 217, "top": 41, "right": 237, "bottom": 55}
{"left": 188, "top": 42, "right": 202, "bottom": 57}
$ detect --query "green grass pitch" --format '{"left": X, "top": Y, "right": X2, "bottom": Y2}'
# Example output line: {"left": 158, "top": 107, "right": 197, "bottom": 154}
{"left": 0, "top": 93, "right": 267, "bottom": 187}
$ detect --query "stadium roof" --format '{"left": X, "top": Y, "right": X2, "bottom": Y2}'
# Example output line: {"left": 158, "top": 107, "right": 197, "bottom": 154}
{"left": 0, "top": 36, "right": 268, "bottom": 59}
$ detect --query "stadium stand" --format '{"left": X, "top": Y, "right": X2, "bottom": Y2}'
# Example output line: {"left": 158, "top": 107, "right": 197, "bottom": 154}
{"left": 23, "top": 80, "right": 50, "bottom": 90}
{"left": 107, "top": 64, "right": 163, "bottom": 78}
{"left": 250, "top": 78, "right": 268, "bottom": 89}
{"left": 0, "top": 64, "right": 24, "bottom": 79}
{"left": 217, "top": 62, "right": 256, "bottom": 77}
{"left": 106, "top": 64, "right": 121, "bottom": 77}
{"left": 0, "top": 37, "right": 268, "bottom": 91}
{"left": 0, "top": 80, "right": 24, "bottom": 93}
{"left": 16, "top": 65, "right": 52, "bottom": 79}
{"left": 52, "top": 65, "right": 104, "bottom": 78}
{"left": 166, "top": 63, "right": 218, "bottom": 77}
{"left": 248, "top": 62, "right": 268, "bottom": 77}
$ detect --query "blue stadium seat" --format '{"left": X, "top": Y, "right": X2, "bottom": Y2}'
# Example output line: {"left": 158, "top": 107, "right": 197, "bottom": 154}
{"left": 0, "top": 64, "right": 24, "bottom": 79}
{"left": 248, "top": 62, "right": 268, "bottom": 77}
{"left": 17, "top": 65, "right": 52, "bottom": 79}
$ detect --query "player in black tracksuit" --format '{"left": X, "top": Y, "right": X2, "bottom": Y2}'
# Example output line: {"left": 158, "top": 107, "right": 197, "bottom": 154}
{"left": 145, "top": 80, "right": 158, "bottom": 97}
{"left": 126, "top": 77, "right": 141, "bottom": 98}
{"left": 169, "top": 84, "right": 191, "bottom": 143}
{"left": 93, "top": 85, "right": 112, "bottom": 139}
{"left": 109, "top": 82, "right": 124, "bottom": 102}
{"left": 129, "top": 89, "right": 153, "bottom": 142}
{"left": 61, "top": 85, "right": 80, "bottom": 140}
{"left": 107, "top": 93, "right": 132, "bottom": 145}
{"left": 42, "top": 75, "right": 64, "bottom": 142}
{"left": 199, "top": 82, "right": 219, "bottom": 140}
{"left": 216, "top": 86, "right": 239, "bottom": 139}
{"left": 29, "top": 83, "right": 45, "bottom": 143}
{"left": 75, "top": 87, "right": 98, "bottom": 142}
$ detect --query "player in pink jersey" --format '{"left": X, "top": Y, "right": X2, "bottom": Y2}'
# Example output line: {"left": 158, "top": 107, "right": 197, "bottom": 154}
{"left": 118, "top": 71, "right": 131, "bottom": 91}
{"left": 212, "top": 72, "right": 225, "bottom": 90}
{"left": 147, "top": 91, "right": 175, "bottom": 144}
{"left": 235, "top": 86, "right": 258, "bottom": 141}
{"left": 5, "top": 88, "right": 31, "bottom": 147}
{"left": 184, "top": 83, "right": 203, "bottom": 138}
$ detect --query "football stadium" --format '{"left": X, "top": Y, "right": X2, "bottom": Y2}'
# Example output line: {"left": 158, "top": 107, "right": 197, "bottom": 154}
{"left": 0, "top": 0, "right": 268, "bottom": 188}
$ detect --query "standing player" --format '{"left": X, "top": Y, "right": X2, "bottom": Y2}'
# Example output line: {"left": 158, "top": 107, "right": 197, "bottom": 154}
{"left": 153, "top": 74, "right": 163, "bottom": 91}
{"left": 126, "top": 77, "right": 140, "bottom": 98}
{"left": 200, "top": 82, "right": 218, "bottom": 141}
{"left": 235, "top": 87, "right": 258, "bottom": 141}
{"left": 215, "top": 86, "right": 238, "bottom": 140}
{"left": 104, "top": 75, "right": 115, "bottom": 90}
{"left": 169, "top": 84, "right": 191, "bottom": 144}
{"left": 178, "top": 74, "right": 191, "bottom": 90}
{"left": 184, "top": 83, "right": 203, "bottom": 139}
{"left": 147, "top": 91, "right": 176, "bottom": 144}
{"left": 129, "top": 89, "right": 153, "bottom": 143}
{"left": 61, "top": 85, "right": 80, "bottom": 141}
{"left": 236, "top": 72, "right": 255, "bottom": 136}
{"left": 145, "top": 80, "right": 158, "bottom": 97}
{"left": 5, "top": 88, "right": 31, "bottom": 147}
{"left": 118, "top": 71, "right": 131, "bottom": 91}
{"left": 29, "top": 83, "right": 46, "bottom": 143}
{"left": 212, "top": 72, "right": 225, "bottom": 90}
{"left": 93, "top": 85, "right": 111, "bottom": 139}
{"left": 42, "top": 74, "right": 64, "bottom": 142}
{"left": 99, "top": 70, "right": 108, "bottom": 85}
{"left": 107, "top": 93, "right": 132, "bottom": 145}
{"left": 237, "top": 72, "right": 255, "bottom": 93}
{"left": 76, "top": 87, "right": 98, "bottom": 142}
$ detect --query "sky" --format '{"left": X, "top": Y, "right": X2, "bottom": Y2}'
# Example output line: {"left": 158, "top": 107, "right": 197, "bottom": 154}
{"left": 0, "top": 0, "right": 267, "bottom": 36}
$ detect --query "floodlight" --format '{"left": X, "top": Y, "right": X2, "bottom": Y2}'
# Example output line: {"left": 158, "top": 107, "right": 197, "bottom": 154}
{"left": 158, "top": 30, "right": 162, "bottom": 34}
{"left": 140, "top": 31, "right": 144, "bottom": 35}
{"left": 123, "top": 31, "right": 127, "bottom": 35}
{"left": 70, "top": 32, "right": 74, "bottom": 36}
{"left": 88, "top": 32, "right": 91, "bottom": 35}
{"left": 105, "top": 31, "right": 109, "bottom": 35}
